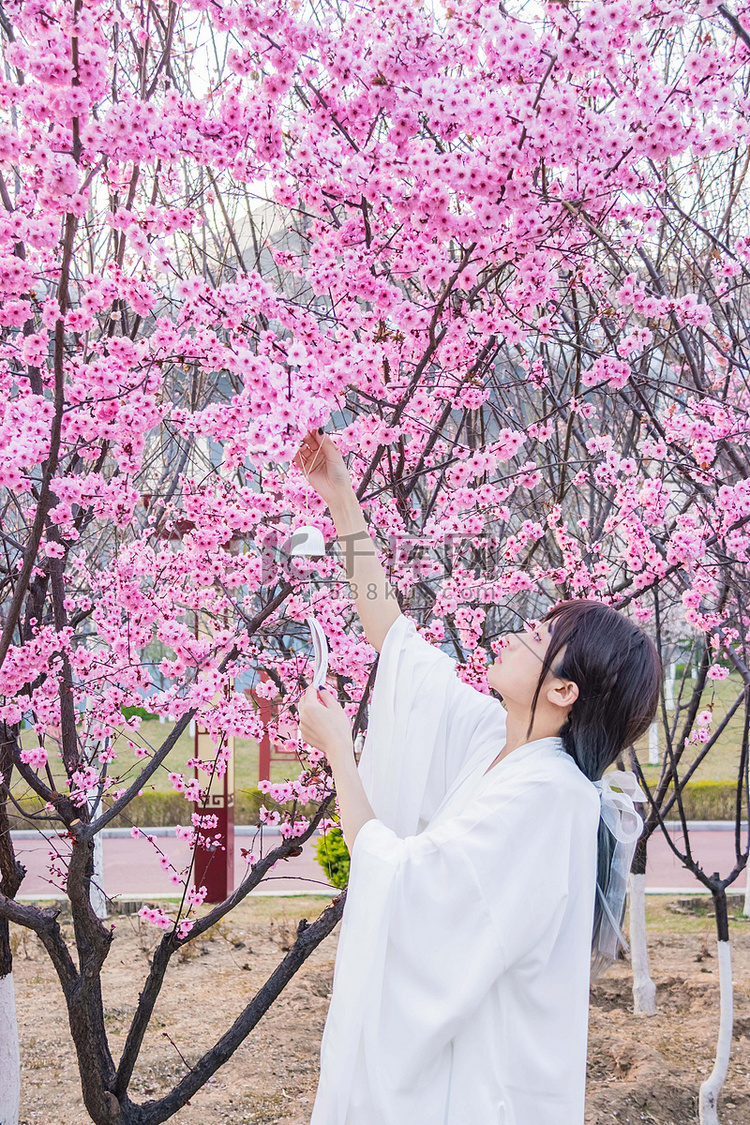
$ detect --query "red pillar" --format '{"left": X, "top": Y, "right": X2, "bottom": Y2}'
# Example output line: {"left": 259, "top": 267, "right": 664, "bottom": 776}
{"left": 251, "top": 670, "right": 276, "bottom": 785}
{"left": 193, "top": 713, "right": 235, "bottom": 905}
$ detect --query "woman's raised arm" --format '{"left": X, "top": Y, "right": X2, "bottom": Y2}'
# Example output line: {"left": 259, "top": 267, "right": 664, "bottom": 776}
{"left": 294, "top": 429, "right": 402, "bottom": 653}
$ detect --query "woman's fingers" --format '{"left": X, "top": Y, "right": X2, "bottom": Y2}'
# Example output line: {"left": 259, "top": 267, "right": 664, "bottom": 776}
{"left": 297, "top": 432, "right": 325, "bottom": 473}
{"left": 294, "top": 431, "right": 321, "bottom": 463}
{"left": 293, "top": 434, "right": 318, "bottom": 472}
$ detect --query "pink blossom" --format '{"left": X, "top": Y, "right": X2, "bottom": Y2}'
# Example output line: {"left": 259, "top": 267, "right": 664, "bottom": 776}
{"left": 187, "top": 885, "right": 207, "bottom": 907}
{"left": 20, "top": 745, "right": 48, "bottom": 769}
{"left": 0, "top": 0, "right": 744, "bottom": 951}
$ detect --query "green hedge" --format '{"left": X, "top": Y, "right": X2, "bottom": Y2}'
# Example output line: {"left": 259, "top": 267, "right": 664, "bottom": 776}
{"left": 658, "top": 779, "right": 741, "bottom": 822}
{"left": 7, "top": 780, "right": 744, "bottom": 831}
{"left": 6, "top": 787, "right": 323, "bottom": 830}
{"left": 98, "top": 787, "right": 324, "bottom": 829}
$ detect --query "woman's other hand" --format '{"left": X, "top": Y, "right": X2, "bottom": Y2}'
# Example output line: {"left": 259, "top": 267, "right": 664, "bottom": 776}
{"left": 297, "top": 685, "right": 354, "bottom": 765}
{"left": 293, "top": 429, "right": 354, "bottom": 509}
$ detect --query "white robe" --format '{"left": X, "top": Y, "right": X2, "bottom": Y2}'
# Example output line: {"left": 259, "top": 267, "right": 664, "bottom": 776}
{"left": 311, "top": 613, "right": 601, "bottom": 1125}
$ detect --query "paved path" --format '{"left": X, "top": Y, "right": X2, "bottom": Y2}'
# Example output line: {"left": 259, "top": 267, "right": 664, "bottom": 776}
{"left": 641, "top": 822, "right": 747, "bottom": 892}
{"left": 10, "top": 823, "right": 748, "bottom": 902}
{"left": 12, "top": 829, "right": 335, "bottom": 900}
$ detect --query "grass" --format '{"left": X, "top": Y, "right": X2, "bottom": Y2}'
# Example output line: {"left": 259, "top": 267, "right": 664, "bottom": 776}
{"left": 105, "top": 718, "right": 297, "bottom": 792}
{"left": 34, "top": 894, "right": 336, "bottom": 929}
{"left": 14, "top": 719, "right": 298, "bottom": 804}
{"left": 628, "top": 667, "right": 746, "bottom": 786}
{"left": 27, "top": 892, "right": 750, "bottom": 936}
{"left": 11, "top": 666, "right": 746, "bottom": 811}
{"left": 632, "top": 892, "right": 750, "bottom": 937}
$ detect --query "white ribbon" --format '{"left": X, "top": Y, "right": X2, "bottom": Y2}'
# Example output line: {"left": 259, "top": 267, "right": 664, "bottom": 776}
{"left": 593, "top": 770, "right": 647, "bottom": 845}
{"left": 590, "top": 770, "right": 648, "bottom": 979}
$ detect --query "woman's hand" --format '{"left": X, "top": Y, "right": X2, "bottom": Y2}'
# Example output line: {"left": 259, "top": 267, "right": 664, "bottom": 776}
{"left": 297, "top": 685, "right": 354, "bottom": 766}
{"left": 293, "top": 429, "right": 355, "bottom": 509}
{"left": 298, "top": 685, "right": 375, "bottom": 851}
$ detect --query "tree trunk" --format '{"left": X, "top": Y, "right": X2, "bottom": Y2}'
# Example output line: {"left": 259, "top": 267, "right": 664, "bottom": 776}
{"left": 698, "top": 886, "right": 733, "bottom": 1124}
{"left": 0, "top": 746, "right": 22, "bottom": 1125}
{"left": 629, "top": 837, "right": 656, "bottom": 1015}
{"left": 0, "top": 972, "right": 20, "bottom": 1125}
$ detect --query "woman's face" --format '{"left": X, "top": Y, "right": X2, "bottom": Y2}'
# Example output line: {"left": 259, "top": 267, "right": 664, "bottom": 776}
{"left": 486, "top": 620, "right": 562, "bottom": 706}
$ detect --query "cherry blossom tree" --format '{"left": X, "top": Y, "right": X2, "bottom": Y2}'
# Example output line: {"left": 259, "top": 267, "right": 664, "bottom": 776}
{"left": 1, "top": 0, "right": 749, "bottom": 1121}
{"left": 624, "top": 618, "right": 749, "bottom": 1121}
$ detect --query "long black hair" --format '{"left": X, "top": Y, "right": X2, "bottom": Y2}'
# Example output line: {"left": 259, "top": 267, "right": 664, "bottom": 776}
{"left": 525, "top": 598, "right": 662, "bottom": 959}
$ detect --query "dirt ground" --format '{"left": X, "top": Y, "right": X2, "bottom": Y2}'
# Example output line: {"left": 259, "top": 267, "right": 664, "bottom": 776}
{"left": 9, "top": 895, "right": 750, "bottom": 1125}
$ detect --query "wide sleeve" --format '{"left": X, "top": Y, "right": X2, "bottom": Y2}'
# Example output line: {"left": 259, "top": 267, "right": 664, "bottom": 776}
{"left": 356, "top": 612, "right": 506, "bottom": 836}
{"left": 312, "top": 774, "right": 595, "bottom": 1122}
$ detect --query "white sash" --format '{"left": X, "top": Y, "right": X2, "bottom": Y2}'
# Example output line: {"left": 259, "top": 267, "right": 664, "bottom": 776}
{"left": 591, "top": 769, "right": 647, "bottom": 977}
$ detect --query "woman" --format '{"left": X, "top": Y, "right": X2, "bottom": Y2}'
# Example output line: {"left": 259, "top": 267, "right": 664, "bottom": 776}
{"left": 294, "top": 428, "right": 661, "bottom": 1125}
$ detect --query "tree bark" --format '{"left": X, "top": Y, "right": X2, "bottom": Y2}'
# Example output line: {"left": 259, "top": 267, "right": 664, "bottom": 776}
{"left": 628, "top": 876, "right": 657, "bottom": 1016}
{"left": 0, "top": 974, "right": 20, "bottom": 1125}
{"left": 128, "top": 895, "right": 346, "bottom": 1125}
{"left": 629, "top": 831, "right": 657, "bottom": 1015}
{"left": 698, "top": 887, "right": 733, "bottom": 1124}
{"left": 0, "top": 745, "right": 23, "bottom": 1125}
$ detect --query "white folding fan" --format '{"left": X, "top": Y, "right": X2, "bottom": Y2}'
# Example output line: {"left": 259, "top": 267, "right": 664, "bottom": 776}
{"left": 290, "top": 523, "right": 329, "bottom": 690}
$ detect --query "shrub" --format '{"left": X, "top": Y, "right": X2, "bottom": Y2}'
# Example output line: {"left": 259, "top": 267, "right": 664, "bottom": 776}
{"left": 661, "top": 779, "right": 740, "bottom": 821}
{"left": 6, "top": 786, "right": 320, "bottom": 830}
{"left": 99, "top": 787, "right": 322, "bottom": 828}
{"left": 7, "top": 780, "right": 741, "bottom": 831}
{"left": 313, "top": 826, "right": 350, "bottom": 889}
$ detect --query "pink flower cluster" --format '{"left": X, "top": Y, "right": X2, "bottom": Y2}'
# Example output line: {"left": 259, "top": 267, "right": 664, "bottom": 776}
{"left": 138, "top": 906, "right": 173, "bottom": 930}
{"left": 187, "top": 885, "right": 208, "bottom": 908}
{"left": 0, "top": 0, "right": 746, "bottom": 884}
{"left": 279, "top": 818, "right": 312, "bottom": 839}
{"left": 20, "top": 745, "right": 48, "bottom": 769}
